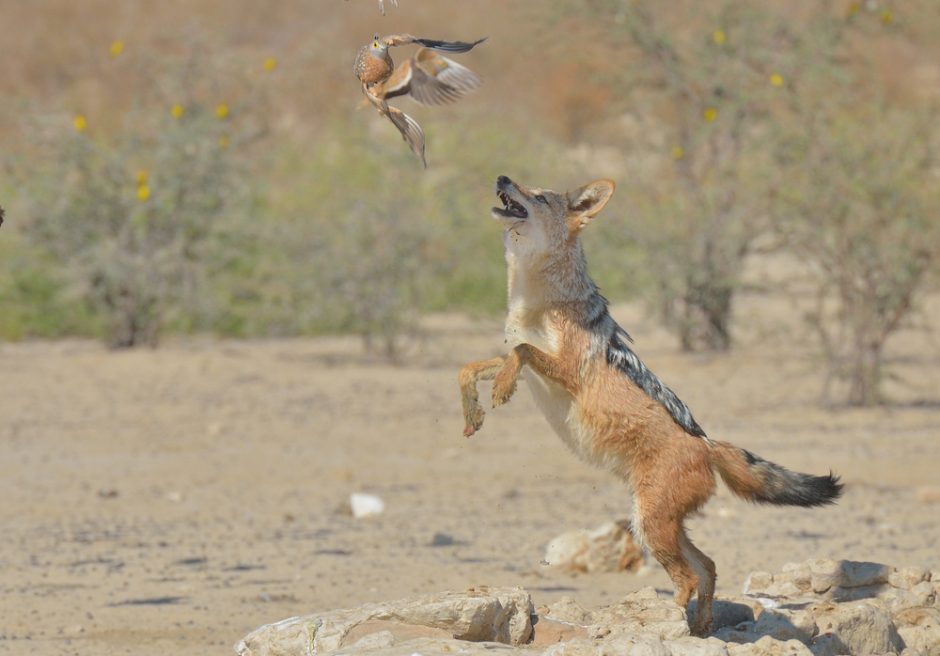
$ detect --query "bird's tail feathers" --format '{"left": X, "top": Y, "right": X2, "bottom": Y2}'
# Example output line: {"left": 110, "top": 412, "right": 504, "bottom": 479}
{"left": 387, "top": 107, "right": 427, "bottom": 167}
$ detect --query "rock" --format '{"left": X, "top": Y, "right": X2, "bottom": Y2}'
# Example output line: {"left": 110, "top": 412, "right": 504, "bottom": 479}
{"left": 715, "top": 607, "right": 816, "bottom": 645}
{"left": 543, "top": 520, "right": 643, "bottom": 573}
{"left": 665, "top": 636, "right": 731, "bottom": 655}
{"left": 882, "top": 581, "right": 937, "bottom": 614}
{"left": 809, "top": 600, "right": 903, "bottom": 656}
{"left": 541, "top": 635, "right": 672, "bottom": 656}
{"left": 530, "top": 616, "right": 589, "bottom": 646}
{"left": 894, "top": 607, "right": 940, "bottom": 656}
{"left": 331, "top": 636, "right": 520, "bottom": 655}
{"left": 780, "top": 563, "right": 813, "bottom": 594}
{"left": 234, "top": 587, "right": 534, "bottom": 655}
{"left": 540, "top": 588, "right": 688, "bottom": 644}
{"left": 726, "top": 636, "right": 813, "bottom": 655}
{"left": 542, "top": 598, "right": 592, "bottom": 625}
{"left": 690, "top": 598, "right": 761, "bottom": 631}
{"left": 837, "top": 561, "right": 892, "bottom": 589}
{"left": 802, "top": 559, "right": 892, "bottom": 596}
{"left": 350, "top": 493, "right": 385, "bottom": 518}
{"left": 807, "top": 559, "right": 842, "bottom": 595}
{"left": 588, "top": 587, "right": 690, "bottom": 641}
{"left": 888, "top": 567, "right": 931, "bottom": 591}
{"left": 744, "top": 572, "right": 775, "bottom": 596}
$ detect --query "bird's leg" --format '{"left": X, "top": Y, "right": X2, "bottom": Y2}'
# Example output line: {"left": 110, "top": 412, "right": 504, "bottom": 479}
{"left": 363, "top": 83, "right": 390, "bottom": 116}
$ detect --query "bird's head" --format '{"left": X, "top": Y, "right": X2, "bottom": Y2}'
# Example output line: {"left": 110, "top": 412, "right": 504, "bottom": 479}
{"left": 369, "top": 35, "right": 388, "bottom": 56}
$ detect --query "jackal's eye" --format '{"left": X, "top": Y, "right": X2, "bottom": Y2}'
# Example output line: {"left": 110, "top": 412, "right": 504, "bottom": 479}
{"left": 535, "top": 194, "right": 548, "bottom": 204}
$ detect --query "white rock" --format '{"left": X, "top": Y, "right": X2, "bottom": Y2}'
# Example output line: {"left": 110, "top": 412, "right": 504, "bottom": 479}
{"left": 543, "top": 520, "right": 643, "bottom": 573}
{"left": 809, "top": 600, "right": 903, "bottom": 656}
{"left": 665, "top": 636, "right": 730, "bottom": 655}
{"left": 894, "top": 606, "right": 940, "bottom": 656}
{"left": 726, "top": 636, "right": 813, "bottom": 655}
{"left": 888, "top": 567, "right": 930, "bottom": 591}
{"left": 332, "top": 636, "right": 520, "bottom": 655}
{"left": 541, "top": 635, "right": 672, "bottom": 656}
{"left": 234, "top": 587, "right": 534, "bottom": 655}
{"left": 743, "top": 572, "right": 775, "bottom": 596}
{"left": 350, "top": 493, "right": 385, "bottom": 518}
{"left": 588, "top": 587, "right": 690, "bottom": 641}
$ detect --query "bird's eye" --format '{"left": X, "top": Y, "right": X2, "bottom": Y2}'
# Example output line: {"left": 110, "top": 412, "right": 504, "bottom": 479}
{"left": 535, "top": 194, "right": 548, "bottom": 204}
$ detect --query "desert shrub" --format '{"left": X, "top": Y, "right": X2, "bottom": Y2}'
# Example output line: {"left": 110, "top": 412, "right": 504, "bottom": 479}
{"left": 538, "top": 1, "right": 892, "bottom": 353}
{"left": 17, "top": 37, "right": 271, "bottom": 347}
{"left": 773, "top": 106, "right": 940, "bottom": 406}
{"left": 24, "top": 109, "right": 237, "bottom": 346}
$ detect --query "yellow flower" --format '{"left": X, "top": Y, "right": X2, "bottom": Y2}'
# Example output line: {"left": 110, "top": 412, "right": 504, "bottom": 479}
{"left": 847, "top": 1, "right": 861, "bottom": 17}
{"left": 215, "top": 103, "right": 230, "bottom": 120}
{"left": 135, "top": 170, "right": 148, "bottom": 185}
{"left": 137, "top": 185, "right": 151, "bottom": 202}
{"left": 880, "top": 8, "right": 893, "bottom": 24}
{"left": 671, "top": 146, "right": 685, "bottom": 160}
{"left": 770, "top": 73, "right": 785, "bottom": 87}
{"left": 712, "top": 29, "right": 727, "bottom": 45}
{"left": 263, "top": 56, "right": 278, "bottom": 72}
{"left": 703, "top": 107, "right": 718, "bottom": 122}
{"left": 218, "top": 134, "right": 230, "bottom": 149}
{"left": 73, "top": 114, "right": 87, "bottom": 133}
{"left": 170, "top": 104, "right": 184, "bottom": 119}
{"left": 110, "top": 40, "right": 124, "bottom": 58}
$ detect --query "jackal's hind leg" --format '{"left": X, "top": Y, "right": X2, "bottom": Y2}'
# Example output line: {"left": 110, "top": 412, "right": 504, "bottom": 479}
{"left": 681, "top": 534, "right": 716, "bottom": 636}
{"left": 639, "top": 514, "right": 703, "bottom": 635}
{"left": 458, "top": 356, "right": 505, "bottom": 437}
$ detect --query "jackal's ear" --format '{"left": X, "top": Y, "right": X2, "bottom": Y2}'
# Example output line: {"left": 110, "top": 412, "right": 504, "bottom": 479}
{"left": 567, "top": 179, "right": 615, "bottom": 229}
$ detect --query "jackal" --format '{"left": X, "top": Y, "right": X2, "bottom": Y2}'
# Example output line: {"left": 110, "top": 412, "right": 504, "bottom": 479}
{"left": 458, "top": 175, "right": 842, "bottom": 636}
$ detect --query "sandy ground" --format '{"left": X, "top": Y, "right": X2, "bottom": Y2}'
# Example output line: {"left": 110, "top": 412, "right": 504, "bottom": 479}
{"left": 1, "top": 298, "right": 939, "bottom": 656}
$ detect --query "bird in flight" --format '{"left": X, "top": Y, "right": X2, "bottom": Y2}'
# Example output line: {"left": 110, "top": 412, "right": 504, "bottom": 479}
{"left": 354, "top": 34, "right": 486, "bottom": 166}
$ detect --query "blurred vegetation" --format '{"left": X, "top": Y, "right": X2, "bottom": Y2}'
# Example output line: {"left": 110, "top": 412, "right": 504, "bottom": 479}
{"left": 0, "top": 0, "right": 938, "bottom": 403}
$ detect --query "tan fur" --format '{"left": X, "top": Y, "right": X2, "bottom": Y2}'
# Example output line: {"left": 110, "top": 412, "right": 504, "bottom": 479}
{"left": 458, "top": 176, "right": 839, "bottom": 636}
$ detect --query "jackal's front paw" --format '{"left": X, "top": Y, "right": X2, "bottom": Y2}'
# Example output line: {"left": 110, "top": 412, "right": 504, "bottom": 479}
{"left": 463, "top": 402, "right": 485, "bottom": 437}
{"left": 491, "top": 369, "right": 518, "bottom": 408}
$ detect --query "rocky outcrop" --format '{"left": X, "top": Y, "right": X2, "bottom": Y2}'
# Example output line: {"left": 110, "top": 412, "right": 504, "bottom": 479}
{"left": 235, "top": 586, "right": 534, "bottom": 655}
{"left": 235, "top": 559, "right": 938, "bottom": 656}
{"left": 543, "top": 520, "right": 644, "bottom": 574}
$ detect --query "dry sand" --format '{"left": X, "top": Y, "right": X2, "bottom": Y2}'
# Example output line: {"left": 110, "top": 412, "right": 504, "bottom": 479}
{"left": 1, "top": 299, "right": 938, "bottom": 655}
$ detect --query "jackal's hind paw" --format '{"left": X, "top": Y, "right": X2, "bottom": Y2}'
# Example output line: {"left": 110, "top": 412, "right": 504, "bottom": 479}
{"left": 689, "top": 614, "right": 712, "bottom": 638}
{"left": 463, "top": 402, "right": 485, "bottom": 437}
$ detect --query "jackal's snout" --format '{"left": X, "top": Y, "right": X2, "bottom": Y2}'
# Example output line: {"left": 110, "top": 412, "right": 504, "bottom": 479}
{"left": 493, "top": 175, "right": 528, "bottom": 220}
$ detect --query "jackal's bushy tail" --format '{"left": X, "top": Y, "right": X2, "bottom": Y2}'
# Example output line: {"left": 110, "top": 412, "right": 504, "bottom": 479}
{"left": 709, "top": 441, "right": 843, "bottom": 507}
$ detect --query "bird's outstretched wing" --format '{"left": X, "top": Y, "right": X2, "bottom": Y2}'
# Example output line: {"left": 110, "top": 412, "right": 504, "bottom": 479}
{"left": 385, "top": 48, "right": 482, "bottom": 106}
{"left": 381, "top": 34, "right": 487, "bottom": 53}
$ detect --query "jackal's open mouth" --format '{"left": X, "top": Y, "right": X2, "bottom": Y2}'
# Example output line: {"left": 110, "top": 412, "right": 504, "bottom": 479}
{"left": 493, "top": 190, "right": 528, "bottom": 219}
